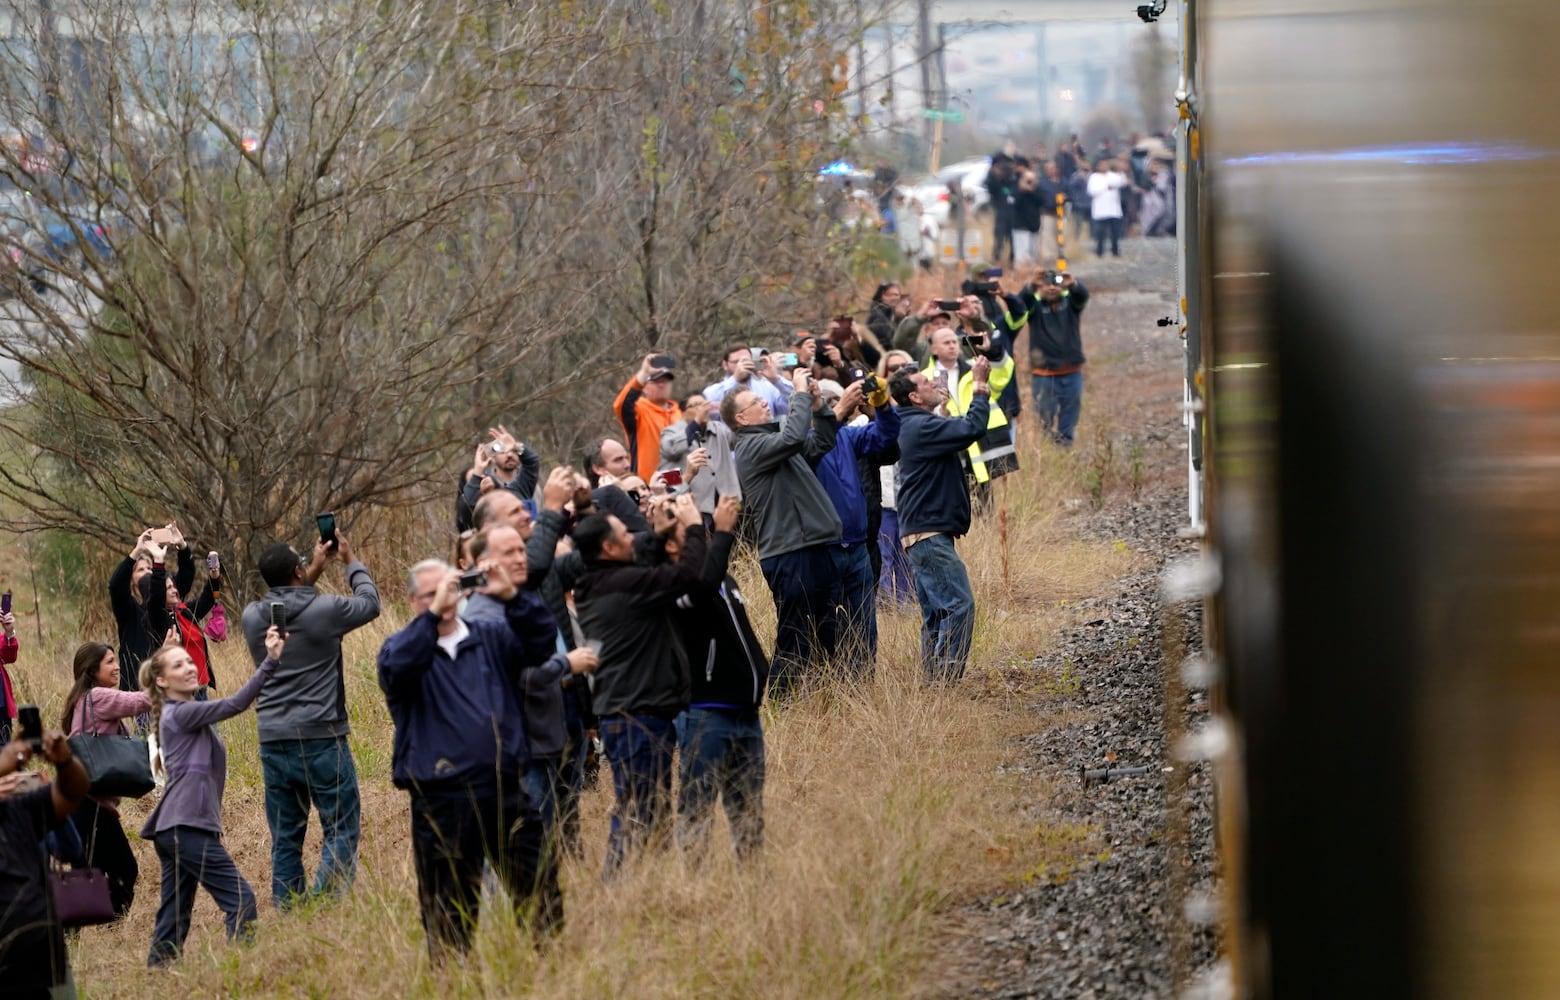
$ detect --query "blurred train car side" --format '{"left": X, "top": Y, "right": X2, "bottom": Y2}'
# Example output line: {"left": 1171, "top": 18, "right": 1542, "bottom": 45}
{"left": 1199, "top": 1, "right": 1560, "bottom": 997}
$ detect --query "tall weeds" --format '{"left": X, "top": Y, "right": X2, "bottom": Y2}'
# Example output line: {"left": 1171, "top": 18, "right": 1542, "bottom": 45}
{"left": 28, "top": 428, "right": 1133, "bottom": 998}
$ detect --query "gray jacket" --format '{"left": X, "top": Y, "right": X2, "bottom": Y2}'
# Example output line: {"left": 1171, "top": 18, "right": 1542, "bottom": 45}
{"left": 731, "top": 391, "right": 843, "bottom": 560}
{"left": 242, "top": 561, "right": 381, "bottom": 743}
{"left": 462, "top": 591, "right": 572, "bottom": 759}
{"left": 659, "top": 418, "right": 740, "bottom": 515}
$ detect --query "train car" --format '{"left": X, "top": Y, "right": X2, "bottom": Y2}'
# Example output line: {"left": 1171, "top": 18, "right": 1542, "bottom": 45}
{"left": 1185, "top": 0, "right": 1560, "bottom": 997}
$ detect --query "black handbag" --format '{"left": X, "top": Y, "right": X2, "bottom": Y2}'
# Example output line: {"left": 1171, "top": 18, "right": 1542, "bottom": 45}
{"left": 50, "top": 864, "right": 116, "bottom": 928}
{"left": 67, "top": 694, "right": 155, "bottom": 799}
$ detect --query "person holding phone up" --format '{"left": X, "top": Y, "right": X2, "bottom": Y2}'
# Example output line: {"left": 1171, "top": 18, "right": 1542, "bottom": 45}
{"left": 241, "top": 528, "right": 380, "bottom": 912}
{"left": 0, "top": 722, "right": 90, "bottom": 996}
{"left": 140, "top": 627, "right": 284, "bottom": 967}
{"left": 0, "top": 592, "right": 18, "bottom": 743}
{"left": 108, "top": 523, "right": 196, "bottom": 692}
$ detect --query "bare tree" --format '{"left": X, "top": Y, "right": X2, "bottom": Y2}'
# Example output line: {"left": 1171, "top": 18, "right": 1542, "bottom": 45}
{"left": 0, "top": 0, "right": 893, "bottom": 597}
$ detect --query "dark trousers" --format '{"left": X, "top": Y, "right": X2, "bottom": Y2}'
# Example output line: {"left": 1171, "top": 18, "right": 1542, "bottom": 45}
{"left": 759, "top": 545, "right": 838, "bottom": 696}
{"left": 599, "top": 714, "right": 677, "bottom": 876}
{"left": 148, "top": 826, "right": 258, "bottom": 967}
{"left": 408, "top": 783, "right": 560, "bottom": 958}
{"left": 556, "top": 695, "right": 589, "bottom": 856}
{"left": 829, "top": 542, "right": 878, "bottom": 678}
{"left": 1094, "top": 216, "right": 1123, "bottom": 256}
{"left": 677, "top": 708, "right": 766, "bottom": 860}
{"left": 73, "top": 798, "right": 138, "bottom": 918}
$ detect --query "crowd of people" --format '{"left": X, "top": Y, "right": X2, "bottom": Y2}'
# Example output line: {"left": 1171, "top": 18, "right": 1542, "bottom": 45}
{"left": 0, "top": 255, "right": 1100, "bottom": 993}
{"left": 882, "top": 131, "right": 1176, "bottom": 273}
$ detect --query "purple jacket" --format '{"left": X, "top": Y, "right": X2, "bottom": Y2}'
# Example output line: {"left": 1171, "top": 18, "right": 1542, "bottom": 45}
{"left": 140, "top": 657, "right": 276, "bottom": 838}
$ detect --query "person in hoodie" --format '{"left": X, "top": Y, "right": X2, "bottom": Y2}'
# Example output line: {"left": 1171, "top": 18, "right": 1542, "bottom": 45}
{"left": 666, "top": 496, "right": 768, "bottom": 859}
{"left": 810, "top": 375, "right": 900, "bottom": 676}
{"left": 380, "top": 559, "right": 592, "bottom": 958}
{"left": 241, "top": 533, "right": 380, "bottom": 911}
{"left": 573, "top": 494, "right": 708, "bottom": 874}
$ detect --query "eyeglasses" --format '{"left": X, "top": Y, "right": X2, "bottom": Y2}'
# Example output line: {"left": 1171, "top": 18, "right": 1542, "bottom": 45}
{"left": 737, "top": 397, "right": 766, "bottom": 414}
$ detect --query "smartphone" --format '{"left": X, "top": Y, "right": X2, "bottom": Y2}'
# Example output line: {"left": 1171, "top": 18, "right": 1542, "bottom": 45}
{"left": 986, "top": 267, "right": 1003, "bottom": 278}
{"left": 458, "top": 569, "right": 488, "bottom": 591}
{"left": 935, "top": 299, "right": 962, "bottom": 311}
{"left": 1052, "top": 273, "right": 1067, "bottom": 285}
{"left": 206, "top": 551, "right": 220, "bottom": 573}
{"left": 315, "top": 511, "right": 337, "bottom": 548}
{"left": 0, "top": 592, "right": 10, "bottom": 615}
{"left": 17, "top": 704, "right": 41, "bottom": 750}
{"left": 269, "top": 601, "right": 287, "bottom": 632}
{"left": 520, "top": 498, "right": 538, "bottom": 521}
{"left": 661, "top": 469, "right": 683, "bottom": 487}
{"left": 778, "top": 352, "right": 799, "bottom": 368}
{"left": 649, "top": 353, "right": 676, "bottom": 371}
{"left": 749, "top": 347, "right": 768, "bottom": 362}
{"left": 149, "top": 526, "right": 174, "bottom": 546}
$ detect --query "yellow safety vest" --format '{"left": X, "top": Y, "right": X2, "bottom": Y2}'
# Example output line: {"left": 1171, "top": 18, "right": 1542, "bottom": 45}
{"left": 922, "top": 354, "right": 1016, "bottom": 483}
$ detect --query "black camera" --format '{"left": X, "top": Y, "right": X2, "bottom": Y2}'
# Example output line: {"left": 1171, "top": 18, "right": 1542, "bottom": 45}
{"left": 973, "top": 280, "right": 1000, "bottom": 294}
{"left": 1137, "top": 1, "right": 1166, "bottom": 22}
{"left": 459, "top": 569, "right": 488, "bottom": 591}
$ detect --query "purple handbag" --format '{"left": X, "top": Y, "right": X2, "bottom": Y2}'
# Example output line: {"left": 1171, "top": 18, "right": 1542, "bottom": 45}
{"left": 50, "top": 865, "right": 116, "bottom": 927}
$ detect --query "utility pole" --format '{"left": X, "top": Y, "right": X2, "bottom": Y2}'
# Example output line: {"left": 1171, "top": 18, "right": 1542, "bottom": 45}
{"left": 855, "top": 0, "right": 868, "bottom": 121}
{"left": 917, "top": 0, "right": 934, "bottom": 159}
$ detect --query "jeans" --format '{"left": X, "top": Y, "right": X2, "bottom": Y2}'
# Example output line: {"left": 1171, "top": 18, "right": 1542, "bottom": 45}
{"left": 1094, "top": 216, "right": 1123, "bottom": 256}
{"left": 409, "top": 783, "right": 560, "bottom": 958}
{"left": 599, "top": 714, "right": 677, "bottom": 876}
{"left": 829, "top": 542, "right": 877, "bottom": 678}
{"left": 148, "top": 826, "right": 258, "bottom": 967}
{"left": 877, "top": 509, "right": 916, "bottom": 604}
{"left": 677, "top": 708, "right": 765, "bottom": 859}
{"left": 259, "top": 735, "right": 361, "bottom": 910}
{"left": 759, "top": 545, "right": 837, "bottom": 696}
{"left": 906, "top": 534, "right": 977, "bottom": 683}
{"left": 1033, "top": 370, "right": 1084, "bottom": 446}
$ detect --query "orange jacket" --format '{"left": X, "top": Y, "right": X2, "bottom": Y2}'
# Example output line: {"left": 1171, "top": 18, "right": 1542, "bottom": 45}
{"left": 614, "top": 374, "right": 682, "bottom": 481}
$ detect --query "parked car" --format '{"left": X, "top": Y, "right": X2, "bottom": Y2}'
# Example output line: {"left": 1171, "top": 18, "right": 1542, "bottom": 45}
{"left": 904, "top": 157, "right": 992, "bottom": 226}
{"left": 0, "top": 198, "right": 117, "bottom": 298}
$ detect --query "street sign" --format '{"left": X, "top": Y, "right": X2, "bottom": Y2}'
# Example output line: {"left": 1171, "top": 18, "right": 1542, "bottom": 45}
{"left": 921, "top": 109, "right": 965, "bottom": 122}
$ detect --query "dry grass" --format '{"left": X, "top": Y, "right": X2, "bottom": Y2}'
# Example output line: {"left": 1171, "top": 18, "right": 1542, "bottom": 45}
{"left": 16, "top": 429, "right": 1138, "bottom": 999}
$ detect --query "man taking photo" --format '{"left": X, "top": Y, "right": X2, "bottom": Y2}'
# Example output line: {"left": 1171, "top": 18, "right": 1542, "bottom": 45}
{"left": 242, "top": 530, "right": 380, "bottom": 911}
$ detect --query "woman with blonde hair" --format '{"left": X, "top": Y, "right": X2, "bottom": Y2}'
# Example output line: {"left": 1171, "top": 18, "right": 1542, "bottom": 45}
{"left": 139, "top": 627, "right": 283, "bottom": 967}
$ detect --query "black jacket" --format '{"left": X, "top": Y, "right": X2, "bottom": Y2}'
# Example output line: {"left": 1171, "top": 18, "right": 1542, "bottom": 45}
{"left": 110, "top": 547, "right": 195, "bottom": 691}
{"left": 896, "top": 394, "right": 992, "bottom": 538}
{"left": 455, "top": 444, "right": 541, "bottom": 533}
{"left": 575, "top": 526, "right": 709, "bottom": 717}
{"left": 674, "top": 531, "right": 768, "bottom": 711}
{"left": 1021, "top": 280, "right": 1090, "bottom": 370}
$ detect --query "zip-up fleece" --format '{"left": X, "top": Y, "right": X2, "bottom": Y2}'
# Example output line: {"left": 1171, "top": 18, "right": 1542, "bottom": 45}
{"left": 575, "top": 526, "right": 709, "bottom": 718}
{"left": 731, "top": 392, "right": 843, "bottom": 560}
{"left": 673, "top": 531, "right": 768, "bottom": 710}
{"left": 377, "top": 602, "right": 543, "bottom": 794}
{"left": 242, "top": 562, "right": 381, "bottom": 743}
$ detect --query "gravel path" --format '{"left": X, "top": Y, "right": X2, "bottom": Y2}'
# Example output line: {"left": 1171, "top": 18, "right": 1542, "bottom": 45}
{"left": 928, "top": 235, "right": 1220, "bottom": 1000}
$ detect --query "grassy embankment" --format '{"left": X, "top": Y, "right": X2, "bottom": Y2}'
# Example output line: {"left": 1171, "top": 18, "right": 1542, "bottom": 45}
{"left": 9, "top": 428, "right": 1142, "bottom": 999}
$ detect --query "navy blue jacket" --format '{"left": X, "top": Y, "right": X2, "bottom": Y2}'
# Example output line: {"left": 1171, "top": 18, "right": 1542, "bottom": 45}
{"left": 813, "top": 404, "right": 900, "bottom": 547}
{"left": 896, "top": 392, "right": 992, "bottom": 538}
{"left": 377, "top": 596, "right": 555, "bottom": 795}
